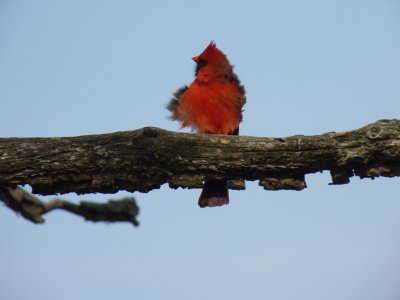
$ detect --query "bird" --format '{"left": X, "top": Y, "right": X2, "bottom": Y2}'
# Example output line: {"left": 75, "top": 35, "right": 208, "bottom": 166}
{"left": 167, "top": 41, "right": 246, "bottom": 207}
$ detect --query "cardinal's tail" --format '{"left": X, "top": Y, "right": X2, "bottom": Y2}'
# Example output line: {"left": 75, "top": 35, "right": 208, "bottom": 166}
{"left": 198, "top": 180, "right": 229, "bottom": 208}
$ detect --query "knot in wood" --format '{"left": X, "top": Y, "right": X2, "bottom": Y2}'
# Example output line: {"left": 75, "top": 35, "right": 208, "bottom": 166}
{"left": 385, "top": 146, "right": 398, "bottom": 156}
{"left": 366, "top": 125, "right": 382, "bottom": 139}
{"left": 142, "top": 127, "right": 160, "bottom": 138}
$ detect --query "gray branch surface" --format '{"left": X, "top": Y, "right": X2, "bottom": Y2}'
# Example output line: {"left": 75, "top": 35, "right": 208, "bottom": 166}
{"left": 0, "top": 119, "right": 399, "bottom": 196}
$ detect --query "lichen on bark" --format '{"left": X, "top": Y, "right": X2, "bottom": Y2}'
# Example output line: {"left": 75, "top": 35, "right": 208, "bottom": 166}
{"left": 0, "top": 119, "right": 398, "bottom": 196}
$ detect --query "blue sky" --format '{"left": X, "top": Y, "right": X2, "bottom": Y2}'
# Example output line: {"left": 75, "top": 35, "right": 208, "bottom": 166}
{"left": 1, "top": 1, "right": 400, "bottom": 299}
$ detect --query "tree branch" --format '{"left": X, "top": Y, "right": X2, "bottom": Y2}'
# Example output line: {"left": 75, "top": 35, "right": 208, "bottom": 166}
{"left": 0, "top": 119, "right": 399, "bottom": 197}
{"left": 0, "top": 186, "right": 139, "bottom": 225}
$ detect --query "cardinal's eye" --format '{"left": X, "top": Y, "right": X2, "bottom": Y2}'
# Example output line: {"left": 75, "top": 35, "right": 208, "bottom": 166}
{"left": 197, "top": 58, "right": 207, "bottom": 67}
{"left": 195, "top": 58, "right": 207, "bottom": 75}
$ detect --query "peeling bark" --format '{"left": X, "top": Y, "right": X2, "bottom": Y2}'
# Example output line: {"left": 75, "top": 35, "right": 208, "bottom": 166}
{"left": 0, "top": 119, "right": 399, "bottom": 196}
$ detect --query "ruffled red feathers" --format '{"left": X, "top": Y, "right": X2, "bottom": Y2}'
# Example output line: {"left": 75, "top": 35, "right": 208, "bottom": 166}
{"left": 168, "top": 41, "right": 245, "bottom": 135}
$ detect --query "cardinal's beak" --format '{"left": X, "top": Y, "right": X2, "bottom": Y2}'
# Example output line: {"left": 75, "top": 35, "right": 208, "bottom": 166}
{"left": 192, "top": 56, "right": 199, "bottom": 63}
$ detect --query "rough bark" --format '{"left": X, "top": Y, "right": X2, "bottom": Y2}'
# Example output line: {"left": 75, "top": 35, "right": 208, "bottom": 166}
{"left": 0, "top": 119, "right": 399, "bottom": 196}
{"left": 0, "top": 186, "right": 139, "bottom": 225}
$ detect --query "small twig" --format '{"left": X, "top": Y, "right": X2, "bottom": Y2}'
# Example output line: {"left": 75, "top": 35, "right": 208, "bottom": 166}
{"left": 0, "top": 186, "right": 139, "bottom": 226}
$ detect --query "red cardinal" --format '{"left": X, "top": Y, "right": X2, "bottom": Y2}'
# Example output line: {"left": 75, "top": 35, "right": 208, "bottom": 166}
{"left": 167, "top": 41, "right": 246, "bottom": 207}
